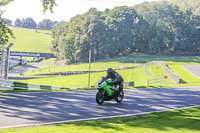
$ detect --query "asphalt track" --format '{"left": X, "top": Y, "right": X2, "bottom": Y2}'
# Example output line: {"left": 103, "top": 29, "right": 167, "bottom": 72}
{"left": 0, "top": 86, "right": 200, "bottom": 128}
{"left": 182, "top": 65, "right": 200, "bottom": 79}
{"left": 8, "top": 61, "right": 54, "bottom": 76}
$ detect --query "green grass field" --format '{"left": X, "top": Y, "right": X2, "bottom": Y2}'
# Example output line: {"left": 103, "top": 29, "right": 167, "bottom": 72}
{"left": 22, "top": 55, "right": 200, "bottom": 76}
{"left": 23, "top": 62, "right": 140, "bottom": 76}
{"left": 10, "top": 55, "right": 200, "bottom": 88}
{"left": 7, "top": 27, "right": 52, "bottom": 53}
{"left": 15, "top": 64, "right": 174, "bottom": 88}
{"left": 1, "top": 106, "right": 200, "bottom": 133}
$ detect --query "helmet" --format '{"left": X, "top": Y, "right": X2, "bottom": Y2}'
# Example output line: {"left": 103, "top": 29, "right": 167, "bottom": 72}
{"left": 107, "top": 68, "right": 114, "bottom": 75}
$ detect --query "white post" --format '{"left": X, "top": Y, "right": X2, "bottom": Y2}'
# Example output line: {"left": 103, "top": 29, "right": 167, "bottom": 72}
{"left": 5, "top": 43, "right": 13, "bottom": 79}
{"left": 88, "top": 50, "right": 91, "bottom": 88}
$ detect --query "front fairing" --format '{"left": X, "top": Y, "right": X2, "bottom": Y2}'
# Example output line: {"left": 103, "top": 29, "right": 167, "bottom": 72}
{"left": 96, "top": 77, "right": 112, "bottom": 89}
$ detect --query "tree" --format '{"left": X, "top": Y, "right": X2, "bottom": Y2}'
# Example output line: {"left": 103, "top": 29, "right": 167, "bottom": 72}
{"left": 21, "top": 17, "right": 37, "bottom": 29}
{"left": 103, "top": 6, "right": 139, "bottom": 57}
{"left": 3, "top": 18, "right": 12, "bottom": 26}
{"left": 77, "top": 8, "right": 107, "bottom": 61}
{"left": 0, "top": 15, "right": 14, "bottom": 45}
{"left": 14, "top": 18, "right": 21, "bottom": 27}
{"left": 51, "top": 1, "right": 200, "bottom": 63}
{"left": 38, "top": 19, "right": 54, "bottom": 30}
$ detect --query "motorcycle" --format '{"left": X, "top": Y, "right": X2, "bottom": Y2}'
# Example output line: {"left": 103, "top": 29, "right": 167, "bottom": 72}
{"left": 96, "top": 77, "right": 124, "bottom": 105}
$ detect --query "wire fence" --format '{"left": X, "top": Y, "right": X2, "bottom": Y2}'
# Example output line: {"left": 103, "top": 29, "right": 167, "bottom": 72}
{"left": 159, "top": 61, "right": 180, "bottom": 84}
{"left": 127, "top": 61, "right": 180, "bottom": 84}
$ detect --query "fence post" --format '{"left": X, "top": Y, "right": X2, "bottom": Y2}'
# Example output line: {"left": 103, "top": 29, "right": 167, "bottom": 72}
{"left": 0, "top": 49, "right": 5, "bottom": 78}
{"left": 5, "top": 43, "right": 13, "bottom": 79}
{"left": 88, "top": 50, "right": 91, "bottom": 88}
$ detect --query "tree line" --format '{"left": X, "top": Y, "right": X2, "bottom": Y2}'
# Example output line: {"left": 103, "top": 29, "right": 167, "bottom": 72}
{"left": 4, "top": 17, "right": 59, "bottom": 30}
{"left": 51, "top": 0, "right": 200, "bottom": 64}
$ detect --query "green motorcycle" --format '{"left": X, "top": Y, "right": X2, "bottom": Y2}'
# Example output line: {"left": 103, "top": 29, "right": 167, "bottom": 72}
{"left": 96, "top": 77, "right": 124, "bottom": 105}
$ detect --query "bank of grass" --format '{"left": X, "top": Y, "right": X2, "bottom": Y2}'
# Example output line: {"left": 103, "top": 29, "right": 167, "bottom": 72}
{"left": 1, "top": 106, "right": 200, "bottom": 133}
{"left": 168, "top": 65, "right": 200, "bottom": 85}
{"left": 12, "top": 55, "right": 200, "bottom": 88}
{"left": 8, "top": 27, "right": 52, "bottom": 53}
{"left": 146, "top": 65, "right": 174, "bottom": 84}
{"left": 23, "top": 55, "right": 200, "bottom": 76}
{"left": 15, "top": 64, "right": 175, "bottom": 88}
{"left": 23, "top": 62, "right": 140, "bottom": 76}
{"left": 16, "top": 67, "right": 150, "bottom": 88}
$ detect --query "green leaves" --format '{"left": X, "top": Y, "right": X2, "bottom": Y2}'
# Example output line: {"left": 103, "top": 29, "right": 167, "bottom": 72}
{"left": 51, "top": 0, "right": 200, "bottom": 63}
{"left": 0, "top": 0, "right": 14, "bottom": 6}
{"left": 40, "top": 0, "right": 57, "bottom": 13}
{"left": 0, "top": 16, "right": 14, "bottom": 45}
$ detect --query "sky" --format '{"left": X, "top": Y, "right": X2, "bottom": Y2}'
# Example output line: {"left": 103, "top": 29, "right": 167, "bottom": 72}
{"left": 1, "top": 0, "right": 159, "bottom": 23}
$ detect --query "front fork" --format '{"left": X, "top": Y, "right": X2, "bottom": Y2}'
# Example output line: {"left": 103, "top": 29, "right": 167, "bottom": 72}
{"left": 98, "top": 89, "right": 106, "bottom": 96}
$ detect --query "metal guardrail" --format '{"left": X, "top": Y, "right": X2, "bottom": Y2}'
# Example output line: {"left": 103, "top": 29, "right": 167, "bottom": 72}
{"left": 0, "top": 79, "right": 135, "bottom": 90}
{"left": 0, "top": 79, "right": 71, "bottom": 90}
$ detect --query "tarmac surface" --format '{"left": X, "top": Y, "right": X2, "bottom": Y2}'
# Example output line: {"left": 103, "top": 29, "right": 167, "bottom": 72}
{"left": 0, "top": 86, "right": 200, "bottom": 128}
{"left": 8, "top": 61, "right": 54, "bottom": 76}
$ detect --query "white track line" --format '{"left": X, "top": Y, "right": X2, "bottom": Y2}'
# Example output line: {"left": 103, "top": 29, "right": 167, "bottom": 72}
{"left": 0, "top": 104, "right": 200, "bottom": 129}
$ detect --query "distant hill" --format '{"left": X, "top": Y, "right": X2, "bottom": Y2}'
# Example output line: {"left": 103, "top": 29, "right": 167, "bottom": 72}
{"left": 8, "top": 27, "right": 52, "bottom": 53}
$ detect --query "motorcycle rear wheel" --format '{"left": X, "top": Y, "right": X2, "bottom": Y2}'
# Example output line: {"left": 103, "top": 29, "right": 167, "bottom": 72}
{"left": 115, "top": 90, "right": 124, "bottom": 103}
{"left": 96, "top": 91, "right": 104, "bottom": 105}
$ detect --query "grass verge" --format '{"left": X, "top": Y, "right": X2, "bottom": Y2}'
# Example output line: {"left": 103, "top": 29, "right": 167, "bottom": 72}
{"left": 168, "top": 65, "right": 200, "bottom": 85}
{"left": 23, "top": 62, "right": 140, "bottom": 75}
{"left": 1, "top": 106, "right": 200, "bottom": 133}
{"left": 15, "top": 67, "right": 151, "bottom": 88}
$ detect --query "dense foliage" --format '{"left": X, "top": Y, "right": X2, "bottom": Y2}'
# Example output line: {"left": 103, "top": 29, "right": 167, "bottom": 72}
{"left": 52, "top": 0, "right": 200, "bottom": 64}
{"left": 13, "top": 18, "right": 57, "bottom": 30}
{"left": 0, "top": 12, "right": 14, "bottom": 45}
{"left": 14, "top": 18, "right": 21, "bottom": 27}
{"left": 38, "top": 19, "right": 57, "bottom": 30}
{"left": 3, "top": 18, "right": 12, "bottom": 26}
{"left": 21, "top": 17, "right": 37, "bottom": 29}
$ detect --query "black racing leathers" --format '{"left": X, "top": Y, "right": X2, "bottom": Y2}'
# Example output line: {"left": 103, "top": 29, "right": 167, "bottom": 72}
{"left": 106, "top": 71, "right": 124, "bottom": 91}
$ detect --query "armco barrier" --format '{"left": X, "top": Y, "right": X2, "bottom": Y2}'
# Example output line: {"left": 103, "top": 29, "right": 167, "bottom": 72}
{"left": 124, "top": 82, "right": 134, "bottom": 87}
{"left": 0, "top": 79, "right": 14, "bottom": 90}
{"left": 0, "top": 79, "right": 135, "bottom": 91}
{"left": 12, "top": 81, "right": 71, "bottom": 90}
{"left": 0, "top": 79, "right": 71, "bottom": 90}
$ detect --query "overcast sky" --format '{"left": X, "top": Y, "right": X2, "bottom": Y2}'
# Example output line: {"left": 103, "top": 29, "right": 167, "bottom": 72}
{"left": 1, "top": 0, "right": 159, "bottom": 23}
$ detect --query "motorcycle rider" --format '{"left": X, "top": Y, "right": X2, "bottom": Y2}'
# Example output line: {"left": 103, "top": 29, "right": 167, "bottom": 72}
{"left": 106, "top": 68, "right": 124, "bottom": 93}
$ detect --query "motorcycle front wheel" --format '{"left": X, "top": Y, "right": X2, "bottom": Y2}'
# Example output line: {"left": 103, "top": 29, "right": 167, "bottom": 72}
{"left": 115, "top": 90, "right": 124, "bottom": 103}
{"left": 96, "top": 90, "right": 105, "bottom": 105}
